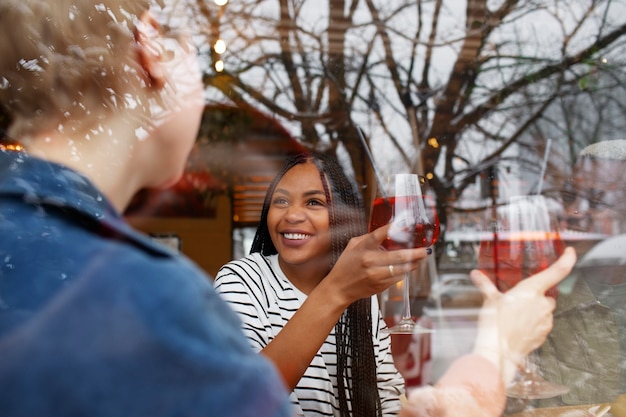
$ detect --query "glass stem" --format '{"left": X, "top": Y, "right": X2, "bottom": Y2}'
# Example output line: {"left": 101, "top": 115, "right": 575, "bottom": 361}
{"left": 521, "top": 356, "right": 533, "bottom": 376}
{"left": 521, "top": 351, "right": 537, "bottom": 375}
{"left": 401, "top": 272, "right": 412, "bottom": 321}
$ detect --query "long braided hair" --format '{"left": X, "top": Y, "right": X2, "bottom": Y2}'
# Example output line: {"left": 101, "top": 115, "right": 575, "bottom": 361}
{"left": 250, "top": 151, "right": 383, "bottom": 417}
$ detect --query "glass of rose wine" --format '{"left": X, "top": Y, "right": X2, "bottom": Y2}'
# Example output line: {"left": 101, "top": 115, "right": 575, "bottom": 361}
{"left": 478, "top": 194, "right": 569, "bottom": 399}
{"left": 369, "top": 173, "right": 440, "bottom": 334}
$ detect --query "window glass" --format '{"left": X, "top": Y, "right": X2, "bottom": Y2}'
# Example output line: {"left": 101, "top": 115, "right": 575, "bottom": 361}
{"left": 119, "top": 0, "right": 626, "bottom": 413}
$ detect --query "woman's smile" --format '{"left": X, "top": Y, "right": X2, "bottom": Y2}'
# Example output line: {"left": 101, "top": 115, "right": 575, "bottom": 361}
{"left": 282, "top": 232, "right": 311, "bottom": 241}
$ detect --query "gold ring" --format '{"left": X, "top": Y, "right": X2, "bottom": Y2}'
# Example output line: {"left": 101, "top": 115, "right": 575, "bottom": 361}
{"left": 388, "top": 264, "right": 394, "bottom": 277}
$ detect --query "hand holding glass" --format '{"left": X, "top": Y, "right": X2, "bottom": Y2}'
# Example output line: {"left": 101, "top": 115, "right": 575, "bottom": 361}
{"left": 369, "top": 174, "right": 440, "bottom": 334}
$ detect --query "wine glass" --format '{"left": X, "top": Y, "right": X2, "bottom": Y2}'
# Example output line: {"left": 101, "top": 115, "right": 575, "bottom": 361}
{"left": 369, "top": 173, "right": 440, "bottom": 334}
{"left": 478, "top": 194, "right": 569, "bottom": 399}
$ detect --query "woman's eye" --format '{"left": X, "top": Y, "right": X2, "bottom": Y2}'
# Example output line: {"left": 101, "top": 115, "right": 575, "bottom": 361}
{"left": 307, "top": 199, "right": 325, "bottom": 207}
{"left": 272, "top": 197, "right": 288, "bottom": 206}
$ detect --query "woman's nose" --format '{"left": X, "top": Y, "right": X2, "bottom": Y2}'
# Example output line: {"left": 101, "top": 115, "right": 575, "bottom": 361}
{"left": 284, "top": 205, "right": 306, "bottom": 222}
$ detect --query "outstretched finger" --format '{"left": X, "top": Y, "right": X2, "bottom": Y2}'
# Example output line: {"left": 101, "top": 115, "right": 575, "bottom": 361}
{"left": 470, "top": 269, "right": 500, "bottom": 302}
{"left": 515, "top": 247, "right": 577, "bottom": 294}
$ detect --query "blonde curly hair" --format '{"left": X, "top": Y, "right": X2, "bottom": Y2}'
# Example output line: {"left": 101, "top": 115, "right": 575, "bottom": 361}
{"left": 0, "top": 0, "right": 155, "bottom": 139}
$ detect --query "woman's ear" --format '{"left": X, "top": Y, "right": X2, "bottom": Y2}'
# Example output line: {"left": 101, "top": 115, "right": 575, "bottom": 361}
{"left": 134, "top": 11, "right": 166, "bottom": 88}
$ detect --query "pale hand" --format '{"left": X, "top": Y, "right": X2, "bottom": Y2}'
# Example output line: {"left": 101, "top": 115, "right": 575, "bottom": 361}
{"left": 470, "top": 247, "right": 577, "bottom": 383}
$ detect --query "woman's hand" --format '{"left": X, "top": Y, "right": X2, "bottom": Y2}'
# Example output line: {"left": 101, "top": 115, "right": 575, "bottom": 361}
{"left": 471, "top": 247, "right": 577, "bottom": 383}
{"left": 265, "top": 225, "right": 429, "bottom": 390}
{"left": 320, "top": 224, "right": 430, "bottom": 308}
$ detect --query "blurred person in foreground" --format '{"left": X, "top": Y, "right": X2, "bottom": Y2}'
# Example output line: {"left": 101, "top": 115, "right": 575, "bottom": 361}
{"left": 0, "top": 1, "right": 292, "bottom": 416}
{"left": 214, "top": 152, "right": 577, "bottom": 417}
{"left": 537, "top": 139, "right": 626, "bottom": 407}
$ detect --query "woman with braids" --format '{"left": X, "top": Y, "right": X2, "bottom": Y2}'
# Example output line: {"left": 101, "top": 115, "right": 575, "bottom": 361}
{"left": 214, "top": 151, "right": 577, "bottom": 417}
{"left": 215, "top": 151, "right": 408, "bottom": 416}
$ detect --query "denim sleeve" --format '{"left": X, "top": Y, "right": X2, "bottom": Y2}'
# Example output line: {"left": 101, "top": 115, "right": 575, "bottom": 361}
{"left": 0, "top": 255, "right": 293, "bottom": 417}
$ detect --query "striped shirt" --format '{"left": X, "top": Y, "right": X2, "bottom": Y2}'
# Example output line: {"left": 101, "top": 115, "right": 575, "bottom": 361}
{"left": 214, "top": 253, "right": 405, "bottom": 417}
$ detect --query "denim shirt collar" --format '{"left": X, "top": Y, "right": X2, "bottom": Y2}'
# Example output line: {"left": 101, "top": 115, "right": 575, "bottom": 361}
{"left": 0, "top": 149, "right": 173, "bottom": 257}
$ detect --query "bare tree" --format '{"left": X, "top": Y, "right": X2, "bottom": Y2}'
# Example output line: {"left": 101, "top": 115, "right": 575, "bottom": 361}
{"left": 190, "top": 0, "right": 626, "bottom": 238}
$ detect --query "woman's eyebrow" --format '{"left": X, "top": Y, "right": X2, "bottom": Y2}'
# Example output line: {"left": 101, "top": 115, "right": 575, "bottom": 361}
{"left": 273, "top": 188, "right": 325, "bottom": 198}
{"left": 303, "top": 190, "right": 325, "bottom": 197}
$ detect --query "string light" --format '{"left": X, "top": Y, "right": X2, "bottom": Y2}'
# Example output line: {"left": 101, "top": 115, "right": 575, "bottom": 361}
{"left": 214, "top": 39, "right": 226, "bottom": 54}
{"left": 0, "top": 143, "right": 24, "bottom": 152}
{"left": 212, "top": 0, "right": 228, "bottom": 72}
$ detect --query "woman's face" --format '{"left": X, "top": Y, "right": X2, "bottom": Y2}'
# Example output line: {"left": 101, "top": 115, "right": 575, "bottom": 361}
{"left": 267, "top": 162, "right": 333, "bottom": 272}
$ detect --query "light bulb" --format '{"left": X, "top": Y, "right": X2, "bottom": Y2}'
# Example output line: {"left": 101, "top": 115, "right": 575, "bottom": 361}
{"left": 214, "top": 39, "right": 226, "bottom": 54}
{"left": 214, "top": 60, "right": 224, "bottom": 72}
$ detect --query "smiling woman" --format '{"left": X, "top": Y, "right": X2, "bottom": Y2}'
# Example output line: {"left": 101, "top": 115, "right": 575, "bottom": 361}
{"left": 266, "top": 162, "right": 333, "bottom": 292}
{"left": 214, "top": 151, "right": 418, "bottom": 417}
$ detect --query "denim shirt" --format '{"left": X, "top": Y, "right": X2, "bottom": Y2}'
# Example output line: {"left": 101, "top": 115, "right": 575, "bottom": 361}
{"left": 0, "top": 149, "right": 292, "bottom": 417}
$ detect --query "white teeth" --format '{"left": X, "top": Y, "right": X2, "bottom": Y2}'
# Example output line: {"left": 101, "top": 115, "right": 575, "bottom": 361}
{"left": 283, "top": 233, "right": 308, "bottom": 240}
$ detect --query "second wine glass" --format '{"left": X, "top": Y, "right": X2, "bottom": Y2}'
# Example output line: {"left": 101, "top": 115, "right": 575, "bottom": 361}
{"left": 478, "top": 194, "right": 569, "bottom": 400}
{"left": 369, "top": 173, "right": 440, "bottom": 334}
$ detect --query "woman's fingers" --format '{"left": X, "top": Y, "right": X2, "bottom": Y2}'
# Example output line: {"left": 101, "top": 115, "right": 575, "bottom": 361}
{"left": 367, "top": 224, "right": 430, "bottom": 269}
{"left": 385, "top": 263, "right": 401, "bottom": 279}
